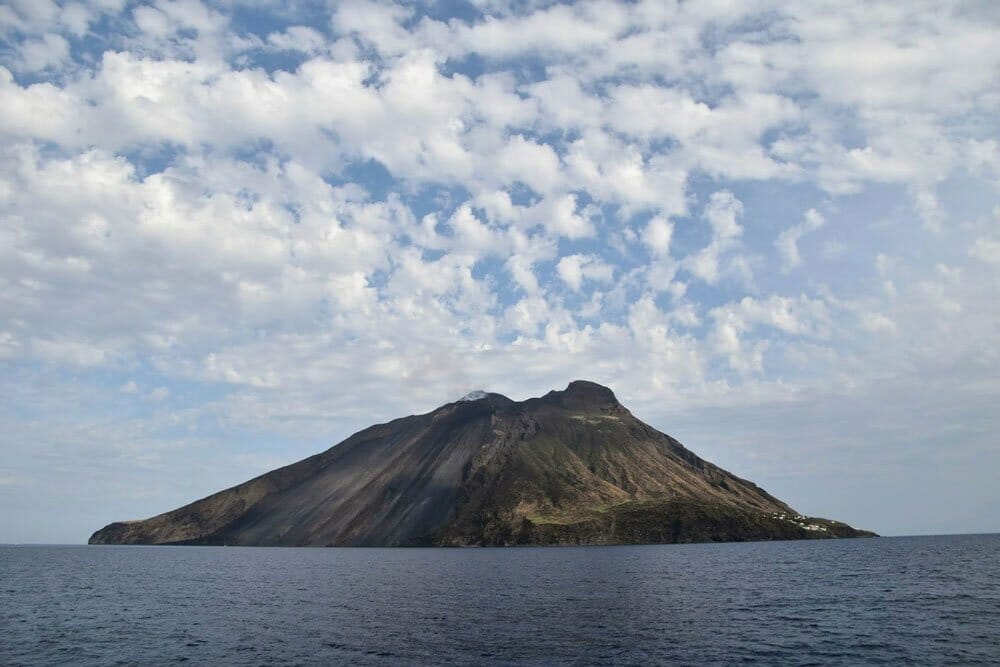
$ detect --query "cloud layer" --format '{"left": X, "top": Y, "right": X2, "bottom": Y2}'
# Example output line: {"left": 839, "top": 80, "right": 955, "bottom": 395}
{"left": 1, "top": 0, "right": 999, "bottom": 541}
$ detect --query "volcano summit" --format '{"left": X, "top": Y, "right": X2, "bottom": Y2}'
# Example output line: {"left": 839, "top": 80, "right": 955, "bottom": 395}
{"left": 90, "top": 381, "right": 874, "bottom": 546}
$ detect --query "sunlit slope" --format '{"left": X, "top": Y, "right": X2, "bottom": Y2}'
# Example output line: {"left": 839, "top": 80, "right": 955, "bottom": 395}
{"left": 90, "top": 381, "right": 874, "bottom": 546}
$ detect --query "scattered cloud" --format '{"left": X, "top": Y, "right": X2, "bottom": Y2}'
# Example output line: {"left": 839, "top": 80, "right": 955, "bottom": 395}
{"left": 1, "top": 0, "right": 998, "bottom": 541}
{"left": 775, "top": 209, "right": 826, "bottom": 271}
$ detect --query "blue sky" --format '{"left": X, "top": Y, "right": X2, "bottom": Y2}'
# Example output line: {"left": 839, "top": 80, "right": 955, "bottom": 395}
{"left": 1, "top": 0, "right": 998, "bottom": 542}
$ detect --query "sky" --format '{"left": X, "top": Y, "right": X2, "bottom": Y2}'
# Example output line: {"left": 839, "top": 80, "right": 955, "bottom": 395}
{"left": 1, "top": 0, "right": 998, "bottom": 543}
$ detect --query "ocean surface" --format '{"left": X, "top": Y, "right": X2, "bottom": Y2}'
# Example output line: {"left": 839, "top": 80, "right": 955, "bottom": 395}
{"left": 1, "top": 535, "right": 998, "bottom": 665}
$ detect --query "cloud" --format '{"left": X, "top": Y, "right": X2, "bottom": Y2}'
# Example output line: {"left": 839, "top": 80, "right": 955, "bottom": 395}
{"left": 494, "top": 135, "right": 562, "bottom": 195}
{"left": 683, "top": 191, "right": 745, "bottom": 284}
{"left": 266, "top": 26, "right": 328, "bottom": 55}
{"left": 641, "top": 216, "right": 673, "bottom": 257}
{"left": 775, "top": 208, "right": 826, "bottom": 271}
{"left": 441, "top": 3, "right": 623, "bottom": 59}
{"left": 149, "top": 386, "right": 170, "bottom": 401}
{"left": 555, "top": 254, "right": 614, "bottom": 291}
{"left": 914, "top": 190, "right": 945, "bottom": 232}
{"left": 969, "top": 238, "right": 1000, "bottom": 264}
{"left": 1, "top": 0, "right": 999, "bottom": 541}
{"left": 32, "top": 338, "right": 112, "bottom": 367}
{"left": 12, "top": 32, "right": 70, "bottom": 72}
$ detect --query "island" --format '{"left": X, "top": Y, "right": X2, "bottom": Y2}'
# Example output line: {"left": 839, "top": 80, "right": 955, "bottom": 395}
{"left": 90, "top": 381, "right": 875, "bottom": 546}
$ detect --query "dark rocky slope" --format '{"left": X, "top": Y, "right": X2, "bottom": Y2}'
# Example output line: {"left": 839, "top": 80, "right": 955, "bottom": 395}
{"left": 90, "top": 381, "right": 874, "bottom": 546}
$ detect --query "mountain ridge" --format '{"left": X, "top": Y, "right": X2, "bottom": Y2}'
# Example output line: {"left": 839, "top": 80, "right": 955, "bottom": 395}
{"left": 89, "top": 380, "right": 875, "bottom": 546}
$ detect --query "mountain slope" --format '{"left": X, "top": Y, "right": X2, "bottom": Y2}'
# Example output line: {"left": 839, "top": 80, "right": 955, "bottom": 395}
{"left": 89, "top": 381, "right": 874, "bottom": 546}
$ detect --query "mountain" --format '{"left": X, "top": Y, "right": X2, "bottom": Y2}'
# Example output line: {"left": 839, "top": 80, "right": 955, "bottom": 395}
{"left": 89, "top": 381, "right": 874, "bottom": 546}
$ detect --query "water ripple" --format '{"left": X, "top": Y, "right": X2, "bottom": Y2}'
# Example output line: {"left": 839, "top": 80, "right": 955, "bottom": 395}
{"left": 1, "top": 535, "right": 998, "bottom": 665}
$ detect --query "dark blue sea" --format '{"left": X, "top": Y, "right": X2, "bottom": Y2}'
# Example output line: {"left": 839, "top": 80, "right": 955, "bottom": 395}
{"left": 1, "top": 535, "right": 998, "bottom": 665}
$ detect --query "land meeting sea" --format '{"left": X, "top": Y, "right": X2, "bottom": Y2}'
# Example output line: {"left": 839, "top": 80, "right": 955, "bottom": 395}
{"left": 1, "top": 535, "right": 998, "bottom": 665}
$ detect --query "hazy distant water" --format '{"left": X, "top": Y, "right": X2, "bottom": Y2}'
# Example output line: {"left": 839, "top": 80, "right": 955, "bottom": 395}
{"left": 2, "top": 535, "right": 998, "bottom": 665}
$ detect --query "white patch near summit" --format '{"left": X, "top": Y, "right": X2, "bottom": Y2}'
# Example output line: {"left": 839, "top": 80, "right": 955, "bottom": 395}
{"left": 459, "top": 390, "right": 489, "bottom": 402}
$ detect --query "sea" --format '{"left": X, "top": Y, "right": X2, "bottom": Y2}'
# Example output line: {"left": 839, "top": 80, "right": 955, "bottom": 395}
{"left": 1, "top": 534, "right": 998, "bottom": 665}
